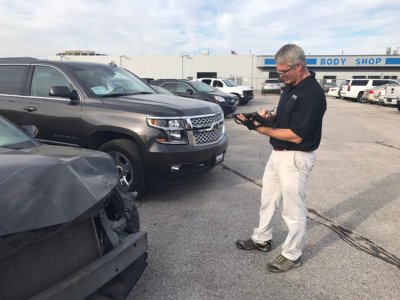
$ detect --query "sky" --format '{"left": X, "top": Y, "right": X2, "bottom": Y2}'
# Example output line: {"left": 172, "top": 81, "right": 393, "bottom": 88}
{"left": 1, "top": 0, "right": 400, "bottom": 58}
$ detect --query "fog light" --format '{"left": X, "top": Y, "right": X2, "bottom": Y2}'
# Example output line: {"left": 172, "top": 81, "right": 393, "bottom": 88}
{"left": 171, "top": 165, "right": 181, "bottom": 172}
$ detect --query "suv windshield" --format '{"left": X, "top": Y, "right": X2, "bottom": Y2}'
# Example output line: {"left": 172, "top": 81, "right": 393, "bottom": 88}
{"left": 222, "top": 80, "right": 237, "bottom": 87}
{"left": 0, "top": 117, "right": 40, "bottom": 149}
{"left": 189, "top": 81, "right": 218, "bottom": 92}
{"left": 71, "top": 66, "right": 156, "bottom": 98}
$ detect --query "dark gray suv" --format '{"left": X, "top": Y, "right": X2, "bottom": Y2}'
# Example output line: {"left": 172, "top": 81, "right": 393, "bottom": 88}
{"left": 0, "top": 58, "right": 228, "bottom": 196}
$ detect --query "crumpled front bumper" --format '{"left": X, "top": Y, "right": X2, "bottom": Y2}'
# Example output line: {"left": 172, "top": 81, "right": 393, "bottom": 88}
{"left": 31, "top": 231, "right": 148, "bottom": 300}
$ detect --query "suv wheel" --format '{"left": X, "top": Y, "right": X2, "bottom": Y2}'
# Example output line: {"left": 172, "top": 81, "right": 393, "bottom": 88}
{"left": 236, "top": 95, "right": 247, "bottom": 105}
{"left": 357, "top": 92, "right": 366, "bottom": 103}
{"left": 397, "top": 106, "right": 400, "bottom": 112}
{"left": 99, "top": 139, "right": 147, "bottom": 197}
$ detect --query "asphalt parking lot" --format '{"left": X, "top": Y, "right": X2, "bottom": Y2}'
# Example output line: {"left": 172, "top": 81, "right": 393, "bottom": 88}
{"left": 129, "top": 95, "right": 400, "bottom": 300}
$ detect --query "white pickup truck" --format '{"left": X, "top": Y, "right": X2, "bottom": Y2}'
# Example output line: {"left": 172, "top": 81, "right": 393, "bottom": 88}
{"left": 197, "top": 78, "right": 254, "bottom": 105}
{"left": 385, "top": 85, "right": 400, "bottom": 111}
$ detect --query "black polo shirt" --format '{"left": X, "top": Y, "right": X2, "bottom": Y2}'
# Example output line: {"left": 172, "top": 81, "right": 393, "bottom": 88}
{"left": 270, "top": 71, "right": 326, "bottom": 151}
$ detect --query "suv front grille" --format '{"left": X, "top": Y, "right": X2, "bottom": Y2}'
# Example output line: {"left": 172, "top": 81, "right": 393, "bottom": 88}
{"left": 185, "top": 112, "right": 225, "bottom": 146}
{"left": 193, "top": 126, "right": 224, "bottom": 145}
{"left": 190, "top": 112, "right": 224, "bottom": 127}
{"left": 244, "top": 90, "right": 254, "bottom": 97}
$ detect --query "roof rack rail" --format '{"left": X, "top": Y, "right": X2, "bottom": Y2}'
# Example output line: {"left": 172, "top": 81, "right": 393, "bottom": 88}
{"left": 0, "top": 57, "right": 38, "bottom": 61}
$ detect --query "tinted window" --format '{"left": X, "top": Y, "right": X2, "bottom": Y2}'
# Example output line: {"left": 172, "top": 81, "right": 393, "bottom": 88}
{"left": 351, "top": 80, "right": 368, "bottom": 86}
{"left": 202, "top": 79, "right": 211, "bottom": 85}
{"left": 372, "top": 80, "right": 387, "bottom": 86}
{"left": 213, "top": 80, "right": 223, "bottom": 88}
{"left": 31, "top": 66, "right": 73, "bottom": 97}
{"left": 161, "top": 82, "right": 177, "bottom": 91}
{"left": 151, "top": 85, "right": 175, "bottom": 96}
{"left": 265, "top": 79, "right": 279, "bottom": 83}
{"left": 388, "top": 81, "right": 399, "bottom": 85}
{"left": 189, "top": 81, "right": 217, "bottom": 92}
{"left": 177, "top": 82, "right": 192, "bottom": 92}
{"left": 0, "top": 65, "right": 26, "bottom": 95}
{"left": 343, "top": 80, "right": 351, "bottom": 85}
{"left": 0, "top": 116, "right": 40, "bottom": 149}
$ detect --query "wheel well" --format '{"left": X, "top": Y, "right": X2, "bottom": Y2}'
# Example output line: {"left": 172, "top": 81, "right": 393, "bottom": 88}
{"left": 87, "top": 131, "right": 138, "bottom": 151}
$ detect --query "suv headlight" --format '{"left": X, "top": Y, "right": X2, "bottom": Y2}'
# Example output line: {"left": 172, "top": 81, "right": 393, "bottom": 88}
{"left": 147, "top": 118, "right": 187, "bottom": 144}
{"left": 214, "top": 96, "right": 225, "bottom": 102}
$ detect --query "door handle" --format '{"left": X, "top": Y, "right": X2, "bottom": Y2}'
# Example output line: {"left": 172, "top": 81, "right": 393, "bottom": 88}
{"left": 23, "top": 106, "right": 37, "bottom": 112}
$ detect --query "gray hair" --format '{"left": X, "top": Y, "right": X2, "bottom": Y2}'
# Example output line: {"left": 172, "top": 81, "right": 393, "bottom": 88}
{"left": 275, "top": 44, "right": 307, "bottom": 68}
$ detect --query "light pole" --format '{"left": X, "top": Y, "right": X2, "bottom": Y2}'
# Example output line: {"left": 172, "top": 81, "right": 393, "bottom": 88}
{"left": 120, "top": 55, "right": 126, "bottom": 67}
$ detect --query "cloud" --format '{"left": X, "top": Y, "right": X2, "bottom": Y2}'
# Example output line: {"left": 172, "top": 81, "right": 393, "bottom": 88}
{"left": 0, "top": 0, "right": 399, "bottom": 58}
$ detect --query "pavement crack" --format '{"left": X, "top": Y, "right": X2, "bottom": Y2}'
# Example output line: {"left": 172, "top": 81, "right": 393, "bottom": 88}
{"left": 375, "top": 141, "right": 400, "bottom": 151}
{"left": 220, "top": 163, "right": 400, "bottom": 269}
{"left": 220, "top": 164, "right": 262, "bottom": 187}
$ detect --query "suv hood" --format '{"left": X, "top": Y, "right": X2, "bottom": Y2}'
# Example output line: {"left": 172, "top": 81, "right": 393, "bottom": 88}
{"left": 0, "top": 145, "right": 119, "bottom": 236}
{"left": 236, "top": 86, "right": 253, "bottom": 91}
{"left": 206, "top": 90, "right": 237, "bottom": 99}
{"left": 101, "top": 94, "right": 222, "bottom": 117}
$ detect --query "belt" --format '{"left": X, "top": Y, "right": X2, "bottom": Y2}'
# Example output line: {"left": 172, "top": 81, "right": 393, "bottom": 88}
{"left": 273, "top": 147, "right": 285, "bottom": 151}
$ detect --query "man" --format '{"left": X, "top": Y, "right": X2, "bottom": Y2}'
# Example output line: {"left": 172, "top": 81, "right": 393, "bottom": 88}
{"left": 236, "top": 44, "right": 326, "bottom": 273}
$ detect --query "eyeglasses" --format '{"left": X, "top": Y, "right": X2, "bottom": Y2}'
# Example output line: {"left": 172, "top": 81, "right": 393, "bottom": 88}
{"left": 276, "top": 66, "right": 294, "bottom": 75}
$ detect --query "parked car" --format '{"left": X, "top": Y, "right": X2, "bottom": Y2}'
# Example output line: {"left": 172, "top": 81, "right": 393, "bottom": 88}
{"left": 0, "top": 58, "right": 228, "bottom": 197}
{"left": 341, "top": 79, "right": 399, "bottom": 102}
{"left": 327, "top": 86, "right": 340, "bottom": 98}
{"left": 260, "top": 79, "right": 282, "bottom": 95}
{"left": 196, "top": 78, "right": 253, "bottom": 105}
{"left": 0, "top": 116, "right": 147, "bottom": 300}
{"left": 361, "top": 84, "right": 399, "bottom": 104}
{"left": 150, "top": 84, "right": 176, "bottom": 96}
{"left": 140, "top": 77, "right": 154, "bottom": 84}
{"left": 150, "top": 79, "right": 237, "bottom": 115}
{"left": 322, "top": 81, "right": 338, "bottom": 93}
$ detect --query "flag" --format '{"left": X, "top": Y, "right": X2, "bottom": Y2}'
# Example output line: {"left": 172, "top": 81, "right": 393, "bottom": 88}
{"left": 231, "top": 50, "right": 238, "bottom": 55}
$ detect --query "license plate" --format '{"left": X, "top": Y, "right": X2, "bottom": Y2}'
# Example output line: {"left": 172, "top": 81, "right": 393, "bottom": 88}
{"left": 216, "top": 153, "right": 224, "bottom": 163}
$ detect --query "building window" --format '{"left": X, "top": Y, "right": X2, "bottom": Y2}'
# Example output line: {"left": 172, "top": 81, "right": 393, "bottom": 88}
{"left": 353, "top": 76, "right": 366, "bottom": 79}
{"left": 197, "top": 72, "right": 217, "bottom": 79}
{"left": 268, "top": 72, "right": 279, "bottom": 79}
{"left": 368, "top": 76, "right": 380, "bottom": 79}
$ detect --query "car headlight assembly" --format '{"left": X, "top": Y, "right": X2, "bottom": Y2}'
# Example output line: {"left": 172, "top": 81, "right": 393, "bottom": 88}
{"left": 147, "top": 118, "right": 187, "bottom": 144}
{"left": 214, "top": 95, "right": 225, "bottom": 102}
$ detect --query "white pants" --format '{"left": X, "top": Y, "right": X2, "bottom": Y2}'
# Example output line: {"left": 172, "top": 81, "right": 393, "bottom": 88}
{"left": 251, "top": 150, "right": 316, "bottom": 261}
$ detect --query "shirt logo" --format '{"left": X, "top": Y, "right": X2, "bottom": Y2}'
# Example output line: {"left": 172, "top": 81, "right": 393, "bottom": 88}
{"left": 291, "top": 94, "right": 298, "bottom": 100}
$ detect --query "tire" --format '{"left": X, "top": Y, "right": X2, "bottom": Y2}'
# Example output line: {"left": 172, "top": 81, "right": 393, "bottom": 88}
{"left": 236, "top": 95, "right": 247, "bottom": 105}
{"left": 397, "top": 106, "right": 400, "bottom": 112}
{"left": 98, "top": 139, "right": 147, "bottom": 197}
{"left": 357, "top": 92, "right": 366, "bottom": 103}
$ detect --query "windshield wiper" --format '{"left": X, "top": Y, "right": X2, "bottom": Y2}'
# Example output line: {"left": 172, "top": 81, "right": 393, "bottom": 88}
{"left": 131, "top": 92, "right": 154, "bottom": 95}
{"left": 100, "top": 93, "right": 136, "bottom": 98}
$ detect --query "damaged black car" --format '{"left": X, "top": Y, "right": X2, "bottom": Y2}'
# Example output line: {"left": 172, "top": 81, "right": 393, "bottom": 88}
{"left": 0, "top": 116, "right": 148, "bottom": 300}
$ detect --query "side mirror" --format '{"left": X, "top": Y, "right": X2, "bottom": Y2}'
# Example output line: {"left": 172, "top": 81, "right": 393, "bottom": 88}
{"left": 186, "top": 89, "right": 194, "bottom": 95}
{"left": 22, "top": 125, "right": 39, "bottom": 138}
{"left": 49, "top": 86, "right": 79, "bottom": 102}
